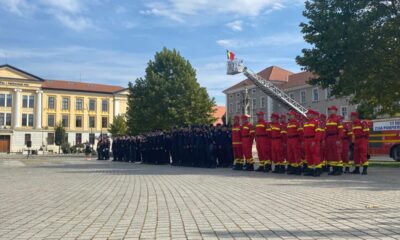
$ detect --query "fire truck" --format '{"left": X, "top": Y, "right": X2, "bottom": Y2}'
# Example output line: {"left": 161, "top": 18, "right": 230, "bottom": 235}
{"left": 368, "top": 118, "right": 400, "bottom": 161}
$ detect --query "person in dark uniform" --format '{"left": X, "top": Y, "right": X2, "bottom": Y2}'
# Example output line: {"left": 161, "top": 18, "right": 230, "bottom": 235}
{"left": 112, "top": 137, "right": 118, "bottom": 161}
{"left": 97, "top": 138, "right": 103, "bottom": 160}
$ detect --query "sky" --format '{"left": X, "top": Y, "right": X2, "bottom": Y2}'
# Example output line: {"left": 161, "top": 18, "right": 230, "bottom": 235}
{"left": 0, "top": 0, "right": 309, "bottom": 105}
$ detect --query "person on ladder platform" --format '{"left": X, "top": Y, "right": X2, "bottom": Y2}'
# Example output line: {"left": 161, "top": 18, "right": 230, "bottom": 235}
{"left": 241, "top": 115, "right": 255, "bottom": 171}
{"left": 303, "top": 109, "right": 324, "bottom": 177}
{"left": 350, "top": 112, "right": 370, "bottom": 175}
{"left": 232, "top": 116, "right": 243, "bottom": 170}
{"left": 255, "top": 111, "right": 268, "bottom": 172}
{"left": 340, "top": 115, "right": 353, "bottom": 173}
{"left": 325, "top": 106, "right": 344, "bottom": 176}
{"left": 286, "top": 110, "right": 302, "bottom": 175}
{"left": 270, "top": 113, "right": 285, "bottom": 174}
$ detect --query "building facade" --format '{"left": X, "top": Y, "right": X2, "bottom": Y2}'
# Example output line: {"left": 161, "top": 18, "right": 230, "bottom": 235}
{"left": 224, "top": 66, "right": 356, "bottom": 124}
{"left": 0, "top": 65, "right": 128, "bottom": 153}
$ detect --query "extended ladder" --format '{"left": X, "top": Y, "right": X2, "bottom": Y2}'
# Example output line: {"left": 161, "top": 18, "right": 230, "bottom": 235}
{"left": 227, "top": 60, "right": 308, "bottom": 117}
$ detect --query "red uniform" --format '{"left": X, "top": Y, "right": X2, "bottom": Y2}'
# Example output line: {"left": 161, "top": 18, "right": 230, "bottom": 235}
{"left": 319, "top": 114, "right": 327, "bottom": 168}
{"left": 241, "top": 121, "right": 255, "bottom": 166}
{"left": 232, "top": 122, "right": 243, "bottom": 166}
{"left": 325, "top": 114, "right": 344, "bottom": 168}
{"left": 286, "top": 118, "right": 302, "bottom": 168}
{"left": 342, "top": 122, "right": 352, "bottom": 168}
{"left": 280, "top": 115, "right": 288, "bottom": 164}
{"left": 255, "top": 119, "right": 268, "bottom": 168}
{"left": 303, "top": 117, "right": 323, "bottom": 169}
{"left": 352, "top": 119, "right": 370, "bottom": 167}
{"left": 269, "top": 122, "right": 284, "bottom": 165}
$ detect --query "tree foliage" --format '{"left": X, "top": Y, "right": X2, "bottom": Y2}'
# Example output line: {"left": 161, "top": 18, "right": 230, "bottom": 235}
{"left": 127, "top": 48, "right": 216, "bottom": 134}
{"left": 296, "top": 0, "right": 400, "bottom": 116}
{"left": 54, "top": 122, "right": 66, "bottom": 154}
{"left": 109, "top": 115, "right": 127, "bottom": 136}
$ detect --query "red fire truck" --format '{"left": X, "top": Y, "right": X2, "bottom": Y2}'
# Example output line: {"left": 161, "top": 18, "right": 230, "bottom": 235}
{"left": 368, "top": 118, "right": 400, "bottom": 161}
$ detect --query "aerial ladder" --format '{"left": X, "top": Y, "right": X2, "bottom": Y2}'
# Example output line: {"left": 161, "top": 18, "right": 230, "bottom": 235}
{"left": 227, "top": 58, "right": 308, "bottom": 117}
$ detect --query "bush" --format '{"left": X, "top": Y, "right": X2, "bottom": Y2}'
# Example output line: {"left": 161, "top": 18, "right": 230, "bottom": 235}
{"left": 61, "top": 142, "right": 71, "bottom": 154}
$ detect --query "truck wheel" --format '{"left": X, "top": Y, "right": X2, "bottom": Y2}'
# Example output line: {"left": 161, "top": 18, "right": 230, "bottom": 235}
{"left": 392, "top": 145, "right": 400, "bottom": 161}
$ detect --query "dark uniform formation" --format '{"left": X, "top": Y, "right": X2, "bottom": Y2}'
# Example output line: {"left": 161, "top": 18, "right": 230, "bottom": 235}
{"left": 108, "top": 125, "right": 234, "bottom": 168}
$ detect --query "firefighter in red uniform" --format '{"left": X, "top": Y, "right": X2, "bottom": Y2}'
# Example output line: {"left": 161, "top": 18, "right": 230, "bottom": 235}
{"left": 280, "top": 114, "right": 288, "bottom": 168}
{"left": 270, "top": 113, "right": 285, "bottom": 173}
{"left": 303, "top": 109, "right": 324, "bottom": 177}
{"left": 339, "top": 115, "right": 353, "bottom": 173}
{"left": 255, "top": 112, "right": 268, "bottom": 171}
{"left": 232, "top": 116, "right": 243, "bottom": 170}
{"left": 319, "top": 113, "right": 328, "bottom": 172}
{"left": 286, "top": 110, "right": 302, "bottom": 175}
{"left": 325, "top": 106, "right": 344, "bottom": 175}
{"left": 241, "top": 115, "right": 255, "bottom": 171}
{"left": 350, "top": 112, "right": 370, "bottom": 175}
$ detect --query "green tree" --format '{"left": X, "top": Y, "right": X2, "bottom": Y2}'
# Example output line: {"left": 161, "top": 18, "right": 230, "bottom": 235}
{"left": 296, "top": 0, "right": 400, "bottom": 117}
{"left": 127, "top": 48, "right": 216, "bottom": 134}
{"left": 54, "top": 122, "right": 66, "bottom": 154}
{"left": 109, "top": 115, "right": 127, "bottom": 136}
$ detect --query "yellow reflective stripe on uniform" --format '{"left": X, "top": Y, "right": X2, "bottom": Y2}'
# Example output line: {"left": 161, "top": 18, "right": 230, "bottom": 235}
{"left": 232, "top": 142, "right": 242, "bottom": 144}
{"left": 316, "top": 128, "right": 324, "bottom": 132}
{"left": 347, "top": 132, "right": 353, "bottom": 135}
{"left": 243, "top": 126, "right": 249, "bottom": 130}
{"left": 287, "top": 125, "right": 297, "bottom": 128}
{"left": 297, "top": 128, "right": 303, "bottom": 131}
{"left": 266, "top": 128, "right": 272, "bottom": 131}
{"left": 250, "top": 130, "right": 255, "bottom": 133}
{"left": 338, "top": 125, "right": 343, "bottom": 129}
{"left": 232, "top": 128, "right": 240, "bottom": 131}
{"left": 304, "top": 124, "right": 315, "bottom": 127}
{"left": 271, "top": 127, "right": 280, "bottom": 131}
{"left": 280, "top": 131, "right": 287, "bottom": 134}
{"left": 352, "top": 126, "right": 362, "bottom": 130}
{"left": 256, "top": 124, "right": 265, "bottom": 127}
{"left": 326, "top": 122, "right": 337, "bottom": 126}
{"left": 363, "top": 128, "right": 370, "bottom": 132}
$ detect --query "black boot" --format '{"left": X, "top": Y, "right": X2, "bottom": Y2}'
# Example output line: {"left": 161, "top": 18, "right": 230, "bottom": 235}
{"left": 279, "top": 165, "right": 285, "bottom": 174}
{"left": 272, "top": 165, "right": 280, "bottom": 173}
{"left": 288, "top": 165, "right": 295, "bottom": 175}
{"left": 304, "top": 168, "right": 314, "bottom": 176}
{"left": 344, "top": 167, "right": 350, "bottom": 173}
{"left": 264, "top": 164, "right": 271, "bottom": 173}
{"left": 246, "top": 163, "right": 254, "bottom": 171}
{"left": 351, "top": 166, "right": 360, "bottom": 174}
{"left": 313, "top": 168, "right": 321, "bottom": 177}
{"left": 334, "top": 167, "right": 343, "bottom": 176}
{"left": 256, "top": 165, "right": 265, "bottom": 172}
{"left": 362, "top": 166, "right": 368, "bottom": 175}
{"left": 295, "top": 166, "right": 302, "bottom": 175}
{"left": 233, "top": 163, "right": 243, "bottom": 171}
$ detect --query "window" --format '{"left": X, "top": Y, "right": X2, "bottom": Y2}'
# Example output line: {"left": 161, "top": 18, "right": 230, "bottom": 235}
{"left": 6, "top": 94, "right": 12, "bottom": 107}
{"left": 101, "top": 99, "right": 108, "bottom": 112}
{"left": 62, "top": 98, "right": 69, "bottom": 110}
{"left": 89, "top": 99, "right": 96, "bottom": 111}
{"left": 75, "top": 133, "right": 82, "bottom": 145}
{"left": 29, "top": 96, "right": 34, "bottom": 108}
{"left": 252, "top": 89, "right": 256, "bottom": 94}
{"left": 300, "top": 91, "right": 306, "bottom": 103}
{"left": 62, "top": 115, "right": 69, "bottom": 128}
{"left": 47, "top": 133, "right": 55, "bottom": 145}
{"left": 101, "top": 117, "right": 108, "bottom": 128}
{"left": 48, "top": 115, "right": 55, "bottom": 127}
{"left": 48, "top": 96, "right": 55, "bottom": 109}
{"left": 236, "top": 102, "right": 240, "bottom": 113}
{"left": 22, "top": 114, "right": 34, "bottom": 127}
{"left": 325, "top": 88, "right": 332, "bottom": 99}
{"left": 89, "top": 116, "right": 96, "bottom": 128}
{"left": 24, "top": 134, "right": 31, "bottom": 145}
{"left": 252, "top": 98, "right": 257, "bottom": 109}
{"left": 341, "top": 106, "right": 348, "bottom": 119}
{"left": 312, "top": 88, "right": 319, "bottom": 102}
{"left": 76, "top": 98, "right": 83, "bottom": 111}
{"left": 22, "top": 95, "right": 28, "bottom": 108}
{"left": 76, "top": 116, "right": 83, "bottom": 128}
{"left": 0, "top": 113, "right": 4, "bottom": 126}
{"left": 0, "top": 94, "right": 4, "bottom": 107}
{"left": 5, "top": 113, "right": 11, "bottom": 126}
{"left": 89, "top": 133, "right": 95, "bottom": 145}
{"left": 229, "top": 103, "right": 233, "bottom": 113}
{"left": 260, "top": 97, "right": 265, "bottom": 108}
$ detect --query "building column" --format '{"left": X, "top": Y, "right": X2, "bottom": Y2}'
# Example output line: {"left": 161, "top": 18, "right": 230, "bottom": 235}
{"left": 13, "top": 89, "right": 22, "bottom": 128}
{"left": 35, "top": 90, "right": 43, "bottom": 129}
{"left": 113, "top": 97, "right": 120, "bottom": 117}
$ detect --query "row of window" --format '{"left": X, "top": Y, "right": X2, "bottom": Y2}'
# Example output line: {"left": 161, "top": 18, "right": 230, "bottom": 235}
{"left": 48, "top": 97, "right": 109, "bottom": 112}
{"left": 0, "top": 94, "right": 12, "bottom": 107}
{"left": 25, "top": 133, "right": 97, "bottom": 146}
{"left": 48, "top": 115, "right": 108, "bottom": 128}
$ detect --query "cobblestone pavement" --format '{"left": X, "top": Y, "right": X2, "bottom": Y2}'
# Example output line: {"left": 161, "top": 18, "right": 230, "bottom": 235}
{"left": 1, "top": 157, "right": 400, "bottom": 240}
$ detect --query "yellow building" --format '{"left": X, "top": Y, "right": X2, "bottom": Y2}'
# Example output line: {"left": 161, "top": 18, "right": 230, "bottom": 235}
{"left": 0, "top": 64, "right": 128, "bottom": 153}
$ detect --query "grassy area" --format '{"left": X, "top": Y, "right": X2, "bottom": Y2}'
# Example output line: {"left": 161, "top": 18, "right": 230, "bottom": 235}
{"left": 369, "top": 161, "right": 400, "bottom": 168}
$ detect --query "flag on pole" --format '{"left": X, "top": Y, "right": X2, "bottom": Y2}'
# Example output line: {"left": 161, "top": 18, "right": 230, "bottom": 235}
{"left": 227, "top": 50, "right": 235, "bottom": 61}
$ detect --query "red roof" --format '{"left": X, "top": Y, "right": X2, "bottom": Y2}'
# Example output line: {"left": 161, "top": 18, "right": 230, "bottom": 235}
{"left": 42, "top": 80, "right": 125, "bottom": 94}
{"left": 224, "top": 66, "right": 293, "bottom": 93}
{"left": 281, "top": 72, "right": 316, "bottom": 89}
{"left": 213, "top": 106, "right": 226, "bottom": 125}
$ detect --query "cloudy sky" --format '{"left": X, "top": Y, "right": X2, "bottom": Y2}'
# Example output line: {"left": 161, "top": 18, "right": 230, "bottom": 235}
{"left": 0, "top": 0, "right": 308, "bottom": 105}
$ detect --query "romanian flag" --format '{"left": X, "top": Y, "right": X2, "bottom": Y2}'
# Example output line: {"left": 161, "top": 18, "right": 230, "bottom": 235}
{"left": 227, "top": 50, "right": 235, "bottom": 61}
